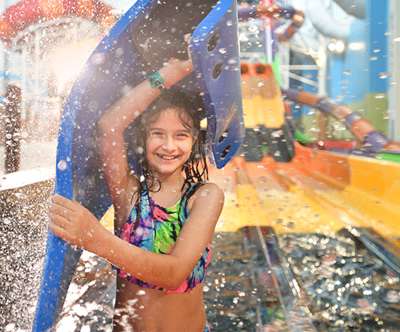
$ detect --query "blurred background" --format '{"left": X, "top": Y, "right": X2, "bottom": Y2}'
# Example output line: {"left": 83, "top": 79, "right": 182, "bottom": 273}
{"left": 0, "top": 0, "right": 399, "bottom": 173}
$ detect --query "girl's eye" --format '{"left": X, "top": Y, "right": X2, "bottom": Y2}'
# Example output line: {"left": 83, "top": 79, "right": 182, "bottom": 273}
{"left": 177, "top": 132, "right": 190, "bottom": 138}
{"left": 150, "top": 131, "right": 164, "bottom": 137}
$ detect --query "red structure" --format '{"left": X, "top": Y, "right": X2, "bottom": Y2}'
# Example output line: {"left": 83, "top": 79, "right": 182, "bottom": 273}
{"left": 0, "top": 0, "right": 116, "bottom": 44}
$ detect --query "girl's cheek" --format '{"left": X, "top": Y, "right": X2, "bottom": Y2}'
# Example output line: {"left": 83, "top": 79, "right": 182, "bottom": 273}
{"left": 146, "top": 138, "right": 159, "bottom": 150}
{"left": 179, "top": 140, "right": 193, "bottom": 152}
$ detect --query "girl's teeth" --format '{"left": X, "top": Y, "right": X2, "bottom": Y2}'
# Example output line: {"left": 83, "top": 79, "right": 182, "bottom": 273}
{"left": 160, "top": 155, "right": 175, "bottom": 160}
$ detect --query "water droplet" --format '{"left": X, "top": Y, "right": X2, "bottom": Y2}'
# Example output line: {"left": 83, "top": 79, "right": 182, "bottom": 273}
{"left": 385, "top": 290, "right": 400, "bottom": 303}
{"left": 136, "top": 227, "right": 144, "bottom": 236}
{"left": 5, "top": 323, "right": 16, "bottom": 332}
{"left": 91, "top": 53, "right": 105, "bottom": 65}
{"left": 57, "top": 160, "right": 68, "bottom": 171}
{"left": 136, "top": 289, "right": 146, "bottom": 296}
{"left": 72, "top": 303, "right": 88, "bottom": 317}
{"left": 81, "top": 325, "right": 90, "bottom": 332}
{"left": 248, "top": 24, "right": 259, "bottom": 33}
{"left": 271, "top": 130, "right": 283, "bottom": 138}
{"left": 115, "top": 48, "right": 124, "bottom": 57}
{"left": 273, "top": 151, "right": 281, "bottom": 157}
{"left": 378, "top": 72, "right": 390, "bottom": 79}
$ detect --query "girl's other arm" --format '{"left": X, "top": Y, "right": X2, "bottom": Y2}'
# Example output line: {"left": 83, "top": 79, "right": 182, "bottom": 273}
{"left": 49, "top": 183, "right": 223, "bottom": 290}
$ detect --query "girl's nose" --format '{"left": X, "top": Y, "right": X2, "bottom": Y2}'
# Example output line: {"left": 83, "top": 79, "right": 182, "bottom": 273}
{"left": 162, "top": 136, "right": 177, "bottom": 151}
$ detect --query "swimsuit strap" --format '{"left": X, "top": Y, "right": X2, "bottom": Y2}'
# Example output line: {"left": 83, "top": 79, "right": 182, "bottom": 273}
{"left": 137, "top": 180, "right": 159, "bottom": 221}
{"left": 179, "top": 182, "right": 204, "bottom": 221}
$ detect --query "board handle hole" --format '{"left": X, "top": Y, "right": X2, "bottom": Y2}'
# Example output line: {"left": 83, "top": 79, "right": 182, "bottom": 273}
{"left": 208, "top": 33, "right": 220, "bottom": 52}
{"left": 218, "top": 130, "right": 229, "bottom": 143}
{"left": 220, "top": 144, "right": 232, "bottom": 159}
{"left": 212, "top": 63, "right": 223, "bottom": 79}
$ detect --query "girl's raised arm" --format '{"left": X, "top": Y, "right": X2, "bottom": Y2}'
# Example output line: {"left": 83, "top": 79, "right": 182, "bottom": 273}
{"left": 96, "top": 59, "right": 193, "bottom": 216}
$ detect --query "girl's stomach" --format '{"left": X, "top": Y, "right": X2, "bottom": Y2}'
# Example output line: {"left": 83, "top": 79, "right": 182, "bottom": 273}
{"left": 114, "top": 276, "right": 207, "bottom": 332}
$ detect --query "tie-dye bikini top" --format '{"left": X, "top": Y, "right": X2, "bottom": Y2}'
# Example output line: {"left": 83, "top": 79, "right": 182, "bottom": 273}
{"left": 117, "top": 182, "right": 212, "bottom": 294}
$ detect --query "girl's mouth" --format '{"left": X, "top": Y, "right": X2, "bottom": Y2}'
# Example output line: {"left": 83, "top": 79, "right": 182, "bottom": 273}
{"left": 156, "top": 153, "right": 179, "bottom": 161}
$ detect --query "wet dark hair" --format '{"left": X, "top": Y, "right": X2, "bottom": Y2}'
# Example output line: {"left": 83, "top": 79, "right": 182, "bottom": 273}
{"left": 125, "top": 87, "right": 209, "bottom": 203}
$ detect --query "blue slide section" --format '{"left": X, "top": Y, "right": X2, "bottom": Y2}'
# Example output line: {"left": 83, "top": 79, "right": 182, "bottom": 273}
{"left": 33, "top": 1, "right": 243, "bottom": 331}
{"left": 191, "top": 0, "right": 244, "bottom": 166}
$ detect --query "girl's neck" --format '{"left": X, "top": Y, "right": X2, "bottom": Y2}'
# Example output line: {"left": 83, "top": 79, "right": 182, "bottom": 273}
{"left": 151, "top": 169, "right": 185, "bottom": 192}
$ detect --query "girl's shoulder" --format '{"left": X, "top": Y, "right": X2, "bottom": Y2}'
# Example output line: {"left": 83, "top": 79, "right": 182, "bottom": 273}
{"left": 196, "top": 181, "right": 223, "bottom": 194}
{"left": 186, "top": 181, "right": 224, "bottom": 212}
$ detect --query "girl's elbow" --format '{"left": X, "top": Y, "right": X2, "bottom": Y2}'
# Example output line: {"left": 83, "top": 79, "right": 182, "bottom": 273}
{"left": 165, "top": 267, "right": 188, "bottom": 290}
{"left": 173, "top": 269, "right": 196, "bottom": 289}
{"left": 96, "top": 117, "right": 118, "bottom": 135}
{"left": 96, "top": 118, "right": 108, "bottom": 132}
{"left": 96, "top": 122, "right": 110, "bottom": 142}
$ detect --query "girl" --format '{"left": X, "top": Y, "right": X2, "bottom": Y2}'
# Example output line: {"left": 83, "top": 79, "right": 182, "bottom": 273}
{"left": 49, "top": 56, "right": 224, "bottom": 332}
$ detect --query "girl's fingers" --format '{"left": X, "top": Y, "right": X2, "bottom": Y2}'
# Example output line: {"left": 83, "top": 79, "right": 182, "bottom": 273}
{"left": 49, "top": 214, "right": 70, "bottom": 230}
{"left": 166, "top": 58, "right": 179, "bottom": 66}
{"left": 48, "top": 222, "right": 67, "bottom": 239}
{"left": 183, "top": 33, "right": 192, "bottom": 62}
{"left": 184, "top": 33, "right": 191, "bottom": 44}
{"left": 49, "top": 204, "right": 74, "bottom": 221}
{"left": 51, "top": 194, "right": 76, "bottom": 211}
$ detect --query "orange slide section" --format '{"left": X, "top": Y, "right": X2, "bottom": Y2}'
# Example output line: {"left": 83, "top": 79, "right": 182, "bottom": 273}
{"left": 210, "top": 145, "right": 400, "bottom": 249}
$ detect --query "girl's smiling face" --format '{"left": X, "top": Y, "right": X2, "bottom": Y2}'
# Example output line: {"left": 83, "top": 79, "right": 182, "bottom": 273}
{"left": 145, "top": 108, "right": 195, "bottom": 178}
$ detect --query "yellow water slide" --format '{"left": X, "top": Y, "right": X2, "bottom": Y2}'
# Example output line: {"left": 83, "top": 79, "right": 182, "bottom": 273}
{"left": 214, "top": 149, "right": 400, "bottom": 248}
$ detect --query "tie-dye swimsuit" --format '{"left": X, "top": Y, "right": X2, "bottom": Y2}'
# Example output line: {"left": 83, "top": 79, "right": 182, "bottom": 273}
{"left": 117, "top": 182, "right": 212, "bottom": 294}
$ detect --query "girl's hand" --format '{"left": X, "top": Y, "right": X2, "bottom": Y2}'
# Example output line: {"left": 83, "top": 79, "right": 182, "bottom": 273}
{"left": 48, "top": 194, "right": 103, "bottom": 251}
